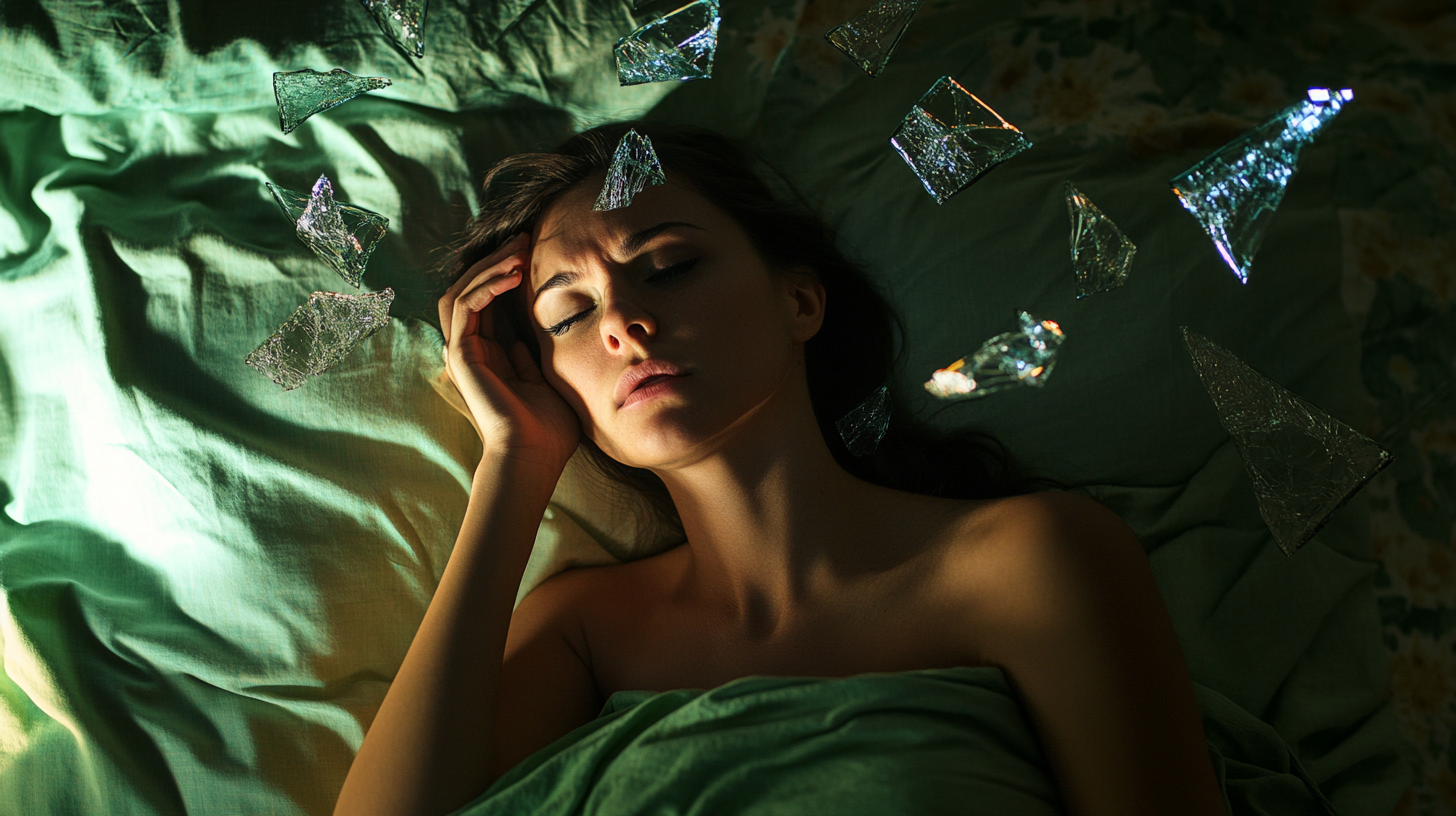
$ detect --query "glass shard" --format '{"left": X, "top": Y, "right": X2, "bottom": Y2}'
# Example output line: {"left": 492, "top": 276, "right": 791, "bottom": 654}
{"left": 273, "top": 68, "right": 392, "bottom": 134}
{"left": 615, "top": 0, "right": 720, "bottom": 86}
{"left": 1170, "top": 87, "right": 1353, "bottom": 283}
{"left": 246, "top": 290, "right": 396, "bottom": 391}
{"left": 267, "top": 177, "right": 389, "bottom": 288}
{"left": 594, "top": 129, "right": 668, "bottom": 211}
{"left": 358, "top": 0, "right": 428, "bottom": 59}
{"left": 1181, "top": 327, "right": 1392, "bottom": 555}
{"left": 925, "top": 312, "right": 1065, "bottom": 400}
{"left": 1066, "top": 181, "right": 1136, "bottom": 299}
{"left": 825, "top": 0, "right": 925, "bottom": 77}
{"left": 836, "top": 384, "right": 892, "bottom": 456}
{"left": 890, "top": 76, "right": 1032, "bottom": 204}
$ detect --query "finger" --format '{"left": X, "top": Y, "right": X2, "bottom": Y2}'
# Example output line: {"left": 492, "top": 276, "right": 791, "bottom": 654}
{"left": 510, "top": 340, "right": 545, "bottom": 384}
{"left": 449, "top": 268, "right": 522, "bottom": 355}
{"left": 440, "top": 233, "right": 529, "bottom": 346}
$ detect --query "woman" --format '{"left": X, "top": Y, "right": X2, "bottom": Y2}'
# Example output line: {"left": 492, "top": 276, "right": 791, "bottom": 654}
{"left": 331, "top": 123, "right": 1226, "bottom": 816}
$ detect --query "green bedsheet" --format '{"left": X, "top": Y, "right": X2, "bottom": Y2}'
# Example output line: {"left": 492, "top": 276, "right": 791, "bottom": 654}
{"left": 452, "top": 666, "right": 1334, "bottom": 816}
{"left": 0, "top": 1, "right": 1428, "bottom": 814}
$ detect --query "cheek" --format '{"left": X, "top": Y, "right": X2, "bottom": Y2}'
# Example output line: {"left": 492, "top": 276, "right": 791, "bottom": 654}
{"left": 542, "top": 344, "right": 610, "bottom": 425}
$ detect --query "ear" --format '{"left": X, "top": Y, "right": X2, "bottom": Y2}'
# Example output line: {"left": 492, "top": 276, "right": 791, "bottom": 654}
{"left": 779, "top": 265, "right": 827, "bottom": 344}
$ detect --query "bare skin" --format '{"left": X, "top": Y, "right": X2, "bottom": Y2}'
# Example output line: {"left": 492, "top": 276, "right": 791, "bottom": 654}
{"left": 332, "top": 174, "right": 1227, "bottom": 816}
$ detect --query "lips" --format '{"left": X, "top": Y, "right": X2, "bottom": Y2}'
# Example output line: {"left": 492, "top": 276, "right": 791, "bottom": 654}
{"left": 615, "top": 359, "right": 690, "bottom": 407}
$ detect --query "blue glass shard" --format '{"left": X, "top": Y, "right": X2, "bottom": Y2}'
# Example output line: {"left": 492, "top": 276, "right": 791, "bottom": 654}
{"left": 1170, "top": 87, "right": 1353, "bottom": 283}
{"left": 836, "top": 384, "right": 892, "bottom": 456}
{"left": 595, "top": 130, "right": 667, "bottom": 211}
{"left": 358, "top": 0, "right": 428, "bottom": 59}
{"left": 615, "top": 0, "right": 720, "bottom": 86}
{"left": 925, "top": 312, "right": 1064, "bottom": 399}
{"left": 1066, "top": 181, "right": 1136, "bottom": 299}
{"left": 1181, "top": 326, "right": 1391, "bottom": 554}
{"left": 825, "top": 0, "right": 925, "bottom": 77}
{"left": 891, "top": 76, "right": 1032, "bottom": 204}
{"left": 267, "top": 176, "right": 389, "bottom": 288}
{"left": 273, "top": 68, "right": 391, "bottom": 134}
{"left": 246, "top": 290, "right": 395, "bottom": 391}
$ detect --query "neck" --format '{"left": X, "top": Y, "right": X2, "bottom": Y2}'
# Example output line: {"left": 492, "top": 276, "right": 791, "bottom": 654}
{"left": 652, "top": 379, "right": 888, "bottom": 638}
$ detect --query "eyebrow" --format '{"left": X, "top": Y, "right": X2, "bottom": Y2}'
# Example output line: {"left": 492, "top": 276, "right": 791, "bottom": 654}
{"left": 533, "top": 221, "right": 703, "bottom": 298}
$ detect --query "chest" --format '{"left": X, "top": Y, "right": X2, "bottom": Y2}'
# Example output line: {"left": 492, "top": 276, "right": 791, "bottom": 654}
{"left": 580, "top": 562, "right": 985, "bottom": 696}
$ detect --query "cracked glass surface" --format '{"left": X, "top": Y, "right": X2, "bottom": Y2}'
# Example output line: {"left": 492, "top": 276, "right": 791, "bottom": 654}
{"left": 825, "top": 0, "right": 925, "bottom": 77}
{"left": 594, "top": 129, "right": 668, "bottom": 211}
{"left": 1066, "top": 181, "right": 1136, "bottom": 299}
{"left": 925, "top": 312, "right": 1065, "bottom": 400}
{"left": 1182, "top": 327, "right": 1392, "bottom": 555}
{"left": 359, "top": 0, "right": 428, "bottom": 58}
{"left": 267, "top": 176, "right": 389, "bottom": 288}
{"left": 891, "top": 76, "right": 1032, "bottom": 204}
{"left": 836, "top": 384, "right": 892, "bottom": 456}
{"left": 1171, "top": 88, "right": 1353, "bottom": 283}
{"left": 615, "top": 0, "right": 720, "bottom": 86}
{"left": 273, "top": 68, "right": 391, "bottom": 134}
{"left": 246, "top": 290, "right": 396, "bottom": 391}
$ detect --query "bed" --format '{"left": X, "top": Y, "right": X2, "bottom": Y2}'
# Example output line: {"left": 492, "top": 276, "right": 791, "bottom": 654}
{"left": 1, "top": 0, "right": 1447, "bottom": 813}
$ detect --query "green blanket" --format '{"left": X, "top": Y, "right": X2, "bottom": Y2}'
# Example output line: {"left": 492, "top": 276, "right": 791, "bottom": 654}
{"left": 452, "top": 667, "right": 1333, "bottom": 816}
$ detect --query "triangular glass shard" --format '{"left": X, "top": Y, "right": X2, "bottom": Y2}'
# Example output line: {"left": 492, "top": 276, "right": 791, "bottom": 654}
{"left": 1066, "top": 181, "right": 1137, "bottom": 299}
{"left": 825, "top": 0, "right": 925, "bottom": 77}
{"left": 594, "top": 130, "right": 668, "bottom": 211}
{"left": 267, "top": 177, "right": 389, "bottom": 288}
{"left": 358, "top": 0, "right": 428, "bottom": 59}
{"left": 1181, "top": 327, "right": 1392, "bottom": 555}
{"left": 925, "top": 312, "right": 1065, "bottom": 400}
{"left": 1171, "top": 87, "right": 1353, "bottom": 284}
{"left": 836, "top": 384, "right": 892, "bottom": 456}
{"left": 273, "top": 68, "right": 392, "bottom": 134}
{"left": 246, "top": 290, "right": 395, "bottom": 391}
{"left": 890, "top": 76, "right": 1032, "bottom": 204}
{"left": 614, "top": 0, "right": 720, "bottom": 86}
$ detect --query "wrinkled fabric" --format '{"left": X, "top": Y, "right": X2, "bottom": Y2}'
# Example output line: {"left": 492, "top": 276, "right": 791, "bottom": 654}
{"left": 453, "top": 667, "right": 1334, "bottom": 816}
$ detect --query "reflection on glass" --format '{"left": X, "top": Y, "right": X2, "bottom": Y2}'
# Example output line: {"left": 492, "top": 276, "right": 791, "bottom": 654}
{"left": 836, "top": 383, "right": 892, "bottom": 456}
{"left": 1182, "top": 326, "right": 1392, "bottom": 554}
{"left": 594, "top": 130, "right": 668, "bottom": 211}
{"left": 267, "top": 177, "right": 389, "bottom": 288}
{"left": 246, "top": 290, "right": 395, "bottom": 391}
{"left": 825, "top": 0, "right": 925, "bottom": 77}
{"left": 273, "top": 68, "right": 391, "bottom": 134}
{"left": 925, "top": 312, "right": 1065, "bottom": 400}
{"left": 1066, "top": 180, "right": 1136, "bottom": 299}
{"left": 891, "top": 76, "right": 1031, "bottom": 204}
{"left": 615, "top": 0, "right": 720, "bottom": 86}
{"left": 358, "top": 0, "right": 428, "bottom": 58}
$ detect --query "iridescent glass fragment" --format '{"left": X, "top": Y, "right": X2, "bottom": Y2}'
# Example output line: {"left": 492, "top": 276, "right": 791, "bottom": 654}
{"left": 825, "top": 0, "right": 925, "bottom": 77}
{"left": 1066, "top": 181, "right": 1136, "bottom": 298}
{"left": 836, "top": 384, "right": 892, "bottom": 456}
{"left": 594, "top": 129, "right": 667, "bottom": 211}
{"left": 1181, "top": 327, "right": 1391, "bottom": 555}
{"left": 267, "top": 177, "right": 389, "bottom": 287}
{"left": 273, "top": 68, "right": 392, "bottom": 134}
{"left": 925, "top": 312, "right": 1064, "bottom": 399}
{"left": 615, "top": 0, "right": 720, "bottom": 86}
{"left": 1171, "top": 88, "right": 1353, "bottom": 283}
{"left": 359, "top": 0, "right": 427, "bottom": 58}
{"left": 246, "top": 290, "right": 395, "bottom": 391}
{"left": 891, "top": 76, "right": 1031, "bottom": 204}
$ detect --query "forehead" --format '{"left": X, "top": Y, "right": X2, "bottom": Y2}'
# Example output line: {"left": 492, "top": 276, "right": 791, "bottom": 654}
{"left": 529, "top": 176, "right": 723, "bottom": 280}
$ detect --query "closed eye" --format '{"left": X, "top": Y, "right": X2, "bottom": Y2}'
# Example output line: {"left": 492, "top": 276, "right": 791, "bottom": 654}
{"left": 542, "top": 259, "right": 699, "bottom": 337}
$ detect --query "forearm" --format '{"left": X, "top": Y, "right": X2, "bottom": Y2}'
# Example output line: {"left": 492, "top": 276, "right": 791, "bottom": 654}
{"left": 333, "top": 458, "right": 560, "bottom": 816}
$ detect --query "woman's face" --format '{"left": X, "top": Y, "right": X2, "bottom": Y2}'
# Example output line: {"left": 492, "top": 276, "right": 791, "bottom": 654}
{"left": 524, "top": 176, "right": 824, "bottom": 469}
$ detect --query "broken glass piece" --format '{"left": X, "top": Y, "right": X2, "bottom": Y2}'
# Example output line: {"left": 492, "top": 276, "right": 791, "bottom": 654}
{"left": 615, "top": 0, "right": 720, "bottom": 86}
{"left": 273, "top": 68, "right": 392, "bottom": 134}
{"left": 836, "top": 384, "right": 892, "bottom": 456}
{"left": 594, "top": 130, "right": 668, "bottom": 211}
{"left": 1181, "top": 327, "right": 1392, "bottom": 555}
{"left": 1066, "top": 181, "right": 1137, "bottom": 299}
{"left": 825, "top": 0, "right": 925, "bottom": 77}
{"left": 358, "top": 0, "right": 428, "bottom": 59}
{"left": 891, "top": 76, "right": 1032, "bottom": 204}
{"left": 246, "top": 290, "right": 395, "bottom": 391}
{"left": 1171, "top": 87, "right": 1353, "bottom": 284}
{"left": 925, "top": 312, "right": 1065, "bottom": 400}
{"left": 266, "top": 177, "right": 389, "bottom": 288}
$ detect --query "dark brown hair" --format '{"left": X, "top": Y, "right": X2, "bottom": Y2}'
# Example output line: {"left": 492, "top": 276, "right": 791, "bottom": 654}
{"left": 442, "top": 122, "right": 1034, "bottom": 548}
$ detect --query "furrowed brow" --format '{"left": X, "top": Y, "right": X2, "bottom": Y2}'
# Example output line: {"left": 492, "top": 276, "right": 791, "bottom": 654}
{"left": 620, "top": 221, "right": 702, "bottom": 256}
{"left": 534, "top": 271, "right": 580, "bottom": 299}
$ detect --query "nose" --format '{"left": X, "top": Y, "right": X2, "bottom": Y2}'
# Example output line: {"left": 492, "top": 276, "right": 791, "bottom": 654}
{"left": 598, "top": 284, "right": 656, "bottom": 354}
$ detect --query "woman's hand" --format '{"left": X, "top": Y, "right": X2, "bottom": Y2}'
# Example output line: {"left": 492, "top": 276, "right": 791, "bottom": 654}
{"left": 438, "top": 234, "right": 580, "bottom": 473}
